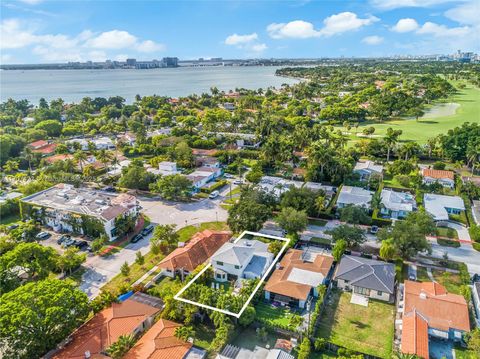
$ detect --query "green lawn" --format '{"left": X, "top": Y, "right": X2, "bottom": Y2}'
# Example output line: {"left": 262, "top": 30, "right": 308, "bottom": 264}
{"left": 0, "top": 213, "right": 20, "bottom": 225}
{"left": 176, "top": 221, "right": 229, "bottom": 243}
{"left": 454, "top": 347, "right": 478, "bottom": 359}
{"left": 432, "top": 270, "right": 463, "bottom": 295}
{"left": 437, "top": 238, "right": 461, "bottom": 248}
{"left": 231, "top": 327, "right": 278, "bottom": 351}
{"left": 310, "top": 236, "right": 332, "bottom": 245}
{"left": 417, "top": 266, "right": 430, "bottom": 282}
{"left": 436, "top": 227, "right": 459, "bottom": 239}
{"left": 316, "top": 291, "right": 395, "bottom": 359}
{"left": 308, "top": 218, "right": 328, "bottom": 227}
{"left": 344, "top": 82, "right": 480, "bottom": 145}
{"left": 192, "top": 323, "right": 216, "bottom": 350}
{"left": 255, "top": 302, "right": 298, "bottom": 329}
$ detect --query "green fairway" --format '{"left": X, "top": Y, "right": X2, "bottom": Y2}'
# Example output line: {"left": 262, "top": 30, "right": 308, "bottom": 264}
{"left": 344, "top": 82, "right": 480, "bottom": 144}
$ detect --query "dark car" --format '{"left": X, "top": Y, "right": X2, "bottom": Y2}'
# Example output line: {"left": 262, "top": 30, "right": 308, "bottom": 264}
{"left": 74, "top": 240, "right": 89, "bottom": 250}
{"left": 36, "top": 231, "right": 51, "bottom": 240}
{"left": 62, "top": 238, "right": 76, "bottom": 248}
{"left": 102, "top": 186, "right": 116, "bottom": 192}
{"left": 7, "top": 224, "right": 19, "bottom": 231}
{"left": 141, "top": 224, "right": 154, "bottom": 236}
{"left": 130, "top": 234, "right": 143, "bottom": 243}
{"left": 57, "top": 234, "right": 71, "bottom": 245}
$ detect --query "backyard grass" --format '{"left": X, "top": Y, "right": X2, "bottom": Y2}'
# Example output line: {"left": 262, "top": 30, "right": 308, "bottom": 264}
{"left": 255, "top": 302, "right": 299, "bottom": 329}
{"left": 342, "top": 82, "right": 480, "bottom": 145}
{"left": 417, "top": 266, "right": 430, "bottom": 282}
{"left": 309, "top": 236, "right": 332, "bottom": 246}
{"left": 432, "top": 270, "right": 463, "bottom": 295}
{"left": 177, "top": 221, "right": 229, "bottom": 243}
{"left": 316, "top": 290, "right": 395, "bottom": 359}
{"left": 0, "top": 213, "right": 20, "bottom": 225}
{"left": 192, "top": 323, "right": 216, "bottom": 350}
{"left": 231, "top": 327, "right": 278, "bottom": 351}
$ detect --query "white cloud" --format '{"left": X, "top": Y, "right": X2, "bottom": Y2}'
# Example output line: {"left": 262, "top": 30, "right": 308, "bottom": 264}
{"left": 0, "top": 19, "right": 165, "bottom": 62}
{"left": 267, "top": 12, "right": 378, "bottom": 39}
{"left": 86, "top": 30, "right": 138, "bottom": 49}
{"left": 370, "top": 0, "right": 457, "bottom": 10}
{"left": 136, "top": 40, "right": 165, "bottom": 53}
{"left": 225, "top": 33, "right": 258, "bottom": 45}
{"left": 391, "top": 18, "right": 419, "bottom": 32}
{"left": 444, "top": 1, "right": 480, "bottom": 26}
{"left": 0, "top": 53, "right": 13, "bottom": 64}
{"left": 362, "top": 35, "right": 384, "bottom": 45}
{"left": 319, "top": 12, "right": 379, "bottom": 37}
{"left": 267, "top": 20, "right": 320, "bottom": 39}
{"left": 251, "top": 43, "right": 268, "bottom": 52}
{"left": 18, "top": 0, "right": 44, "bottom": 4}
{"left": 417, "top": 21, "right": 471, "bottom": 37}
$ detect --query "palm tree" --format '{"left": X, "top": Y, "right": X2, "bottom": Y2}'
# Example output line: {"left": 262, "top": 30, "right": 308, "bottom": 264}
{"left": 74, "top": 150, "right": 87, "bottom": 173}
{"left": 83, "top": 164, "right": 95, "bottom": 178}
{"left": 466, "top": 143, "right": 480, "bottom": 176}
{"left": 24, "top": 146, "right": 34, "bottom": 172}
{"left": 106, "top": 334, "right": 136, "bottom": 359}
{"left": 96, "top": 149, "right": 113, "bottom": 170}
{"left": 315, "top": 194, "right": 327, "bottom": 217}
{"left": 3, "top": 160, "right": 19, "bottom": 173}
{"left": 174, "top": 326, "right": 194, "bottom": 341}
{"left": 384, "top": 127, "right": 402, "bottom": 162}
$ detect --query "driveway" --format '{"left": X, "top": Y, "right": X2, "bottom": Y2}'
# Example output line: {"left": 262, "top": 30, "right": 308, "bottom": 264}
{"left": 430, "top": 240, "right": 480, "bottom": 274}
{"left": 80, "top": 195, "right": 228, "bottom": 299}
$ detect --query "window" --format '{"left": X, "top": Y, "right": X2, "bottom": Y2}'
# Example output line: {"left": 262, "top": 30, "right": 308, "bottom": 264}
{"left": 234, "top": 265, "right": 240, "bottom": 269}
{"left": 216, "top": 261, "right": 223, "bottom": 266}
{"left": 377, "top": 291, "right": 382, "bottom": 296}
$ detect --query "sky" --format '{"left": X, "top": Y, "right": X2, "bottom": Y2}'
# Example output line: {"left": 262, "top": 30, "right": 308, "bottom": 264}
{"left": 0, "top": 0, "right": 479, "bottom": 64}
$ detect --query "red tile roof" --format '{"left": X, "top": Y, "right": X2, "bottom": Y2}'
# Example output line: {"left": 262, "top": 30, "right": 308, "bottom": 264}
{"left": 32, "top": 143, "right": 57, "bottom": 155}
{"left": 123, "top": 319, "right": 192, "bottom": 359}
{"left": 401, "top": 309, "right": 429, "bottom": 359}
{"left": 45, "top": 154, "right": 74, "bottom": 164}
{"left": 28, "top": 140, "right": 48, "bottom": 149}
{"left": 159, "top": 230, "right": 231, "bottom": 273}
{"left": 422, "top": 169, "right": 454, "bottom": 180}
{"left": 53, "top": 298, "right": 160, "bottom": 359}
{"left": 264, "top": 249, "right": 334, "bottom": 301}
{"left": 403, "top": 280, "right": 469, "bottom": 331}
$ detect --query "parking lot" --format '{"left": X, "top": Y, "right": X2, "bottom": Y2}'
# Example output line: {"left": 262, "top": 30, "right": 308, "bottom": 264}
{"left": 37, "top": 230, "right": 90, "bottom": 255}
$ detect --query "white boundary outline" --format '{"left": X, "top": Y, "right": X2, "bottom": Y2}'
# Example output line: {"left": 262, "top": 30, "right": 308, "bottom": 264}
{"left": 173, "top": 230, "right": 290, "bottom": 318}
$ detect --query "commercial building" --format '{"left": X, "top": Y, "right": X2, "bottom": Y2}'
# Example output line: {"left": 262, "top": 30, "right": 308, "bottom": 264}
{"left": 21, "top": 184, "right": 138, "bottom": 240}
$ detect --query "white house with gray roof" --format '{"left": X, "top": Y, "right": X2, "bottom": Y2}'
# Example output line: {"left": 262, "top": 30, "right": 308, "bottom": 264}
{"left": 423, "top": 193, "right": 465, "bottom": 221}
{"left": 354, "top": 160, "right": 383, "bottom": 181}
{"left": 211, "top": 239, "right": 273, "bottom": 282}
{"left": 380, "top": 188, "right": 416, "bottom": 219}
{"left": 333, "top": 255, "right": 395, "bottom": 302}
{"left": 337, "top": 186, "right": 374, "bottom": 209}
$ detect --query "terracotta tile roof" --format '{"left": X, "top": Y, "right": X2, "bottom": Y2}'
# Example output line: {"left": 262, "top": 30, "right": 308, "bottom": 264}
{"left": 422, "top": 169, "right": 454, "bottom": 180}
{"left": 401, "top": 309, "right": 429, "bottom": 359}
{"left": 124, "top": 319, "right": 192, "bottom": 359}
{"left": 264, "top": 249, "right": 334, "bottom": 301}
{"left": 32, "top": 143, "right": 57, "bottom": 155}
{"left": 53, "top": 298, "right": 160, "bottom": 359}
{"left": 403, "top": 280, "right": 470, "bottom": 333}
{"left": 274, "top": 339, "right": 293, "bottom": 353}
{"left": 159, "top": 230, "right": 232, "bottom": 273}
{"left": 192, "top": 148, "right": 218, "bottom": 156}
{"left": 28, "top": 140, "right": 48, "bottom": 149}
{"left": 45, "top": 153, "right": 74, "bottom": 163}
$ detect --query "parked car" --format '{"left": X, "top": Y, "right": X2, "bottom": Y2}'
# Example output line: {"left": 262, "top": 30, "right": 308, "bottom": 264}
{"left": 7, "top": 224, "right": 19, "bottom": 231}
{"left": 62, "top": 238, "right": 76, "bottom": 248}
{"left": 370, "top": 225, "right": 379, "bottom": 234}
{"left": 74, "top": 240, "right": 89, "bottom": 250}
{"left": 102, "top": 186, "right": 116, "bottom": 192}
{"left": 141, "top": 224, "right": 154, "bottom": 236}
{"left": 233, "top": 180, "right": 243, "bottom": 185}
{"left": 36, "top": 231, "right": 51, "bottom": 240}
{"left": 57, "top": 235, "right": 71, "bottom": 245}
{"left": 130, "top": 234, "right": 143, "bottom": 243}
{"left": 224, "top": 173, "right": 234, "bottom": 178}
{"left": 209, "top": 190, "right": 220, "bottom": 199}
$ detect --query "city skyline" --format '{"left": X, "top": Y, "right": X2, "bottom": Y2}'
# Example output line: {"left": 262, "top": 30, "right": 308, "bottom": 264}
{"left": 1, "top": 0, "right": 479, "bottom": 64}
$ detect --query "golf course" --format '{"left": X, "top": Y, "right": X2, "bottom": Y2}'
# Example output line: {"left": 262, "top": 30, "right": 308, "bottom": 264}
{"left": 345, "top": 81, "right": 480, "bottom": 144}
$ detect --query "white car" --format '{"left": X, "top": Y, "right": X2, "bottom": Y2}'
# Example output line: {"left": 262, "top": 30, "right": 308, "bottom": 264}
{"left": 209, "top": 190, "right": 220, "bottom": 199}
{"left": 233, "top": 180, "right": 243, "bottom": 185}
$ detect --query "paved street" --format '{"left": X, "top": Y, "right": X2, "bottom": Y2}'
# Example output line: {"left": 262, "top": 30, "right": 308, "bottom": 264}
{"left": 429, "top": 241, "right": 480, "bottom": 274}
{"left": 79, "top": 194, "right": 228, "bottom": 299}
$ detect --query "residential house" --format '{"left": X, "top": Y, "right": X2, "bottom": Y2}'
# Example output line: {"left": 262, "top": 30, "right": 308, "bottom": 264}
{"left": 217, "top": 344, "right": 294, "bottom": 359}
{"left": 117, "top": 132, "right": 136, "bottom": 146}
{"left": 380, "top": 188, "right": 416, "bottom": 219}
{"left": 147, "top": 161, "right": 181, "bottom": 176}
{"left": 159, "top": 230, "right": 232, "bottom": 279}
{"left": 264, "top": 248, "right": 334, "bottom": 308}
{"left": 211, "top": 239, "right": 273, "bottom": 282}
{"left": 107, "top": 159, "right": 132, "bottom": 176}
{"left": 423, "top": 193, "right": 465, "bottom": 221}
{"left": 66, "top": 136, "right": 115, "bottom": 151}
{"left": 21, "top": 184, "right": 138, "bottom": 241}
{"left": 186, "top": 167, "right": 223, "bottom": 190}
{"left": 45, "top": 153, "right": 74, "bottom": 164}
{"left": 124, "top": 319, "right": 206, "bottom": 359}
{"left": 337, "top": 186, "right": 374, "bottom": 209}
{"left": 258, "top": 176, "right": 336, "bottom": 199}
{"left": 421, "top": 169, "right": 455, "bottom": 189}
{"left": 472, "top": 200, "right": 480, "bottom": 225}
{"left": 53, "top": 293, "right": 162, "bottom": 359}
{"left": 195, "top": 156, "right": 221, "bottom": 169}
{"left": 473, "top": 281, "right": 480, "bottom": 327}
{"left": 28, "top": 140, "right": 57, "bottom": 156}
{"left": 221, "top": 102, "right": 235, "bottom": 111}
{"left": 333, "top": 255, "right": 395, "bottom": 302}
{"left": 401, "top": 281, "right": 470, "bottom": 359}
{"left": 353, "top": 160, "right": 383, "bottom": 181}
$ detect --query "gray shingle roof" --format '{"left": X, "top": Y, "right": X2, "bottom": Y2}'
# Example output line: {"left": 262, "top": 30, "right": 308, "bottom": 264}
{"left": 334, "top": 255, "right": 395, "bottom": 294}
